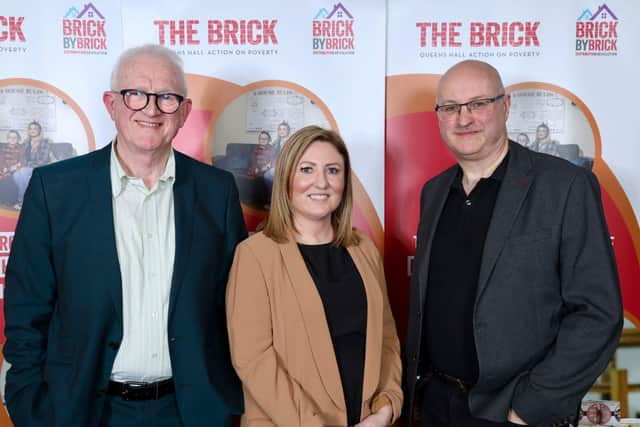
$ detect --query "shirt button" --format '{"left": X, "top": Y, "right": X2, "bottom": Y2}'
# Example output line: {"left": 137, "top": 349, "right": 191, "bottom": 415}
{"left": 152, "top": 353, "right": 158, "bottom": 359}
{"left": 146, "top": 233, "right": 153, "bottom": 239}
{"left": 465, "top": 199, "right": 472, "bottom": 206}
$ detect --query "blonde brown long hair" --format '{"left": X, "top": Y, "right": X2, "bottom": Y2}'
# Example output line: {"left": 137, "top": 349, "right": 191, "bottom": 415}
{"left": 263, "top": 125, "right": 359, "bottom": 247}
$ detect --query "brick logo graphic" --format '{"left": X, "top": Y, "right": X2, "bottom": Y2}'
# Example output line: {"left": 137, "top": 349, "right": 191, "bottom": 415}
{"left": 576, "top": 4, "right": 618, "bottom": 56}
{"left": 312, "top": 2, "right": 355, "bottom": 55}
{"left": 62, "top": 2, "right": 108, "bottom": 54}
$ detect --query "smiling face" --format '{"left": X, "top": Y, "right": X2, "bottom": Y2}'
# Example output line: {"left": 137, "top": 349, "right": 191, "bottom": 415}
{"left": 102, "top": 53, "right": 192, "bottom": 157}
{"left": 536, "top": 125, "right": 549, "bottom": 141}
{"left": 6, "top": 131, "right": 20, "bottom": 145}
{"left": 289, "top": 141, "right": 345, "bottom": 230}
{"left": 258, "top": 132, "right": 270, "bottom": 145}
{"left": 436, "top": 60, "right": 510, "bottom": 164}
{"left": 278, "top": 124, "right": 290, "bottom": 139}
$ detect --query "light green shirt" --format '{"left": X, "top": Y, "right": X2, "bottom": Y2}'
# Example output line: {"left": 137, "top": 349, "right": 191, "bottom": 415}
{"left": 109, "top": 143, "right": 176, "bottom": 382}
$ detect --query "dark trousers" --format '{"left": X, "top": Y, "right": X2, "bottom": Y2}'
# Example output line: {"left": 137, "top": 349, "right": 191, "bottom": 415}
{"left": 419, "top": 375, "right": 519, "bottom": 427}
{"left": 100, "top": 393, "right": 183, "bottom": 427}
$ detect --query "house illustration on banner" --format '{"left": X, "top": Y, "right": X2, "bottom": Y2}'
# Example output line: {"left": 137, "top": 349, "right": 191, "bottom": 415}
{"left": 577, "top": 4, "right": 617, "bottom": 21}
{"left": 590, "top": 4, "right": 617, "bottom": 20}
{"left": 314, "top": 8, "right": 329, "bottom": 19}
{"left": 77, "top": 3, "right": 105, "bottom": 20}
{"left": 63, "top": 6, "right": 80, "bottom": 18}
{"left": 326, "top": 3, "right": 353, "bottom": 19}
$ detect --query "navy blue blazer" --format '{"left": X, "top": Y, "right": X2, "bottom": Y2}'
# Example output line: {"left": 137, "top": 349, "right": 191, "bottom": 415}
{"left": 403, "top": 141, "right": 622, "bottom": 426}
{"left": 3, "top": 143, "right": 247, "bottom": 426}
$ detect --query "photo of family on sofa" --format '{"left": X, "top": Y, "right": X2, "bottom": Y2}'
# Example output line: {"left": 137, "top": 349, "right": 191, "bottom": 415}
{"left": 212, "top": 121, "right": 291, "bottom": 210}
{"left": 0, "top": 120, "right": 77, "bottom": 210}
{"left": 513, "top": 123, "right": 594, "bottom": 170}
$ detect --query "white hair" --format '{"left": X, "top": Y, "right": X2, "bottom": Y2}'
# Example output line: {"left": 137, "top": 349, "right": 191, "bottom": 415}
{"left": 110, "top": 44, "right": 188, "bottom": 95}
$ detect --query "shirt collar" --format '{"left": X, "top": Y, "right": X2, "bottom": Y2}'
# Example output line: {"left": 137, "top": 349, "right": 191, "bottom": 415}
{"left": 110, "top": 141, "right": 176, "bottom": 198}
{"left": 452, "top": 150, "right": 510, "bottom": 190}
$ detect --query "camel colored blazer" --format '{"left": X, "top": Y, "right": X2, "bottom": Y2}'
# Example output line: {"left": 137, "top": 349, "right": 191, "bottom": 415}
{"left": 227, "top": 230, "right": 403, "bottom": 426}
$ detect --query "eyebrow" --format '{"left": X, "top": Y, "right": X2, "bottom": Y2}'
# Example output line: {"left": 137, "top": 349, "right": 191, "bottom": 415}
{"left": 298, "top": 161, "right": 343, "bottom": 167}
{"left": 439, "top": 94, "right": 494, "bottom": 104}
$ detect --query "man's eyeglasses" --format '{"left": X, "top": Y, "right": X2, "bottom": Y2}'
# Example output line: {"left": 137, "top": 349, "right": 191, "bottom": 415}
{"left": 435, "top": 94, "right": 505, "bottom": 120}
{"left": 117, "top": 89, "right": 185, "bottom": 114}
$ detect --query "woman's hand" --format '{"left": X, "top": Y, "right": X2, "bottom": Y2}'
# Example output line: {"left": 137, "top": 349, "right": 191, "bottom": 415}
{"left": 354, "top": 404, "right": 392, "bottom": 427}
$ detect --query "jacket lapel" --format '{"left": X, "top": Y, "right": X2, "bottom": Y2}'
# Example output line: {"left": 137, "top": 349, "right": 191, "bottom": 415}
{"left": 168, "top": 152, "right": 195, "bottom": 320}
{"left": 475, "top": 142, "right": 533, "bottom": 301}
{"left": 279, "top": 238, "right": 346, "bottom": 410}
{"left": 89, "top": 143, "right": 123, "bottom": 320}
{"left": 347, "top": 244, "right": 383, "bottom": 403}
{"left": 415, "top": 168, "right": 457, "bottom": 308}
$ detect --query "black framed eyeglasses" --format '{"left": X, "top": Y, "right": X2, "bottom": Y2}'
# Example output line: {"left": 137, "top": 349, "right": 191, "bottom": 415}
{"left": 435, "top": 94, "right": 505, "bottom": 119}
{"left": 117, "top": 89, "right": 185, "bottom": 114}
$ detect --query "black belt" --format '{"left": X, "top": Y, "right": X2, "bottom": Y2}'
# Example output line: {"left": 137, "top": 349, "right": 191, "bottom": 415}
{"left": 107, "top": 378, "right": 175, "bottom": 401}
{"left": 431, "top": 369, "right": 474, "bottom": 393}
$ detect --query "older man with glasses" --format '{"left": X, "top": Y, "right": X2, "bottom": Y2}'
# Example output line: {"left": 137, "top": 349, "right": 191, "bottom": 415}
{"left": 403, "top": 60, "right": 622, "bottom": 427}
{"left": 4, "top": 44, "right": 246, "bottom": 427}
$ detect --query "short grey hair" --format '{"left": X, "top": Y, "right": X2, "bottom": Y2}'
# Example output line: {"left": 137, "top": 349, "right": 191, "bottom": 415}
{"left": 110, "top": 44, "right": 188, "bottom": 95}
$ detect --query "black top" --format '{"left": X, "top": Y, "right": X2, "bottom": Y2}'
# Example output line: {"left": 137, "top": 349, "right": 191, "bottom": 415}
{"left": 298, "top": 243, "right": 367, "bottom": 426}
{"left": 423, "top": 153, "right": 509, "bottom": 384}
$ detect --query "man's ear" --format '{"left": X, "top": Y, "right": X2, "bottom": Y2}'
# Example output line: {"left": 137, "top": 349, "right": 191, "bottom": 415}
{"left": 178, "top": 98, "right": 193, "bottom": 128}
{"left": 103, "top": 91, "right": 116, "bottom": 120}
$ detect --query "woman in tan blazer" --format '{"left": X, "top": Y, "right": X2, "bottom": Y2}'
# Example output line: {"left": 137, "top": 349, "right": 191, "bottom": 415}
{"left": 227, "top": 126, "right": 402, "bottom": 426}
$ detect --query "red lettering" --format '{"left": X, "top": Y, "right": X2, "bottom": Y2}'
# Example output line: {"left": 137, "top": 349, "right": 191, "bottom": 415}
{"left": 170, "top": 20, "right": 185, "bottom": 45}
{"left": 73, "top": 20, "right": 81, "bottom": 36}
{"left": 63, "top": 19, "right": 72, "bottom": 36}
{"left": 187, "top": 19, "right": 199, "bottom": 45}
{"left": 581, "top": 21, "right": 617, "bottom": 38}
{"left": 207, "top": 19, "right": 277, "bottom": 45}
{"left": 224, "top": 20, "right": 238, "bottom": 44}
{"left": 416, "top": 22, "right": 428, "bottom": 47}
{"left": 449, "top": 22, "right": 462, "bottom": 47}
{"left": 208, "top": 20, "right": 222, "bottom": 44}
{"left": 246, "top": 19, "right": 260, "bottom": 44}
{"left": 485, "top": 22, "right": 500, "bottom": 46}
{"left": 154, "top": 20, "right": 170, "bottom": 45}
{"left": 262, "top": 20, "right": 278, "bottom": 44}
{"left": 470, "top": 21, "right": 539, "bottom": 47}
{"left": 415, "top": 22, "right": 462, "bottom": 47}
{"left": 0, "top": 16, "right": 25, "bottom": 41}
{"left": 431, "top": 22, "right": 448, "bottom": 47}
{"left": 96, "top": 21, "right": 106, "bottom": 37}
{"left": 470, "top": 22, "right": 484, "bottom": 46}
{"left": 524, "top": 22, "right": 540, "bottom": 46}
{"left": 312, "top": 21, "right": 321, "bottom": 37}
{"left": 344, "top": 20, "right": 354, "bottom": 37}
{"left": 509, "top": 22, "right": 524, "bottom": 47}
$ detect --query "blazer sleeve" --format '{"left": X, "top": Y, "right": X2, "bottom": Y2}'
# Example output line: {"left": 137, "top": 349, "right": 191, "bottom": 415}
{"left": 367, "top": 238, "right": 404, "bottom": 422}
{"left": 511, "top": 169, "right": 623, "bottom": 426}
{"left": 226, "top": 242, "right": 320, "bottom": 426}
{"left": 3, "top": 169, "right": 55, "bottom": 426}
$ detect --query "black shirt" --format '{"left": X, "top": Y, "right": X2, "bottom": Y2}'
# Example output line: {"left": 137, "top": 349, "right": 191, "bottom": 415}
{"left": 423, "top": 153, "right": 509, "bottom": 384}
{"left": 298, "top": 243, "right": 367, "bottom": 426}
